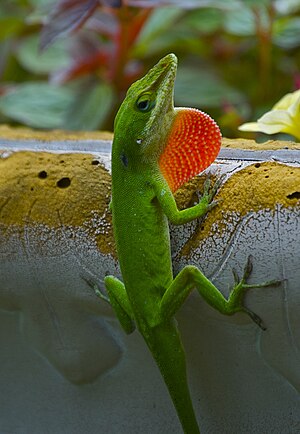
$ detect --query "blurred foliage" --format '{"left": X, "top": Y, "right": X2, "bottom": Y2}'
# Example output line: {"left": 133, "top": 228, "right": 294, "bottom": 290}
{"left": 0, "top": 0, "right": 300, "bottom": 139}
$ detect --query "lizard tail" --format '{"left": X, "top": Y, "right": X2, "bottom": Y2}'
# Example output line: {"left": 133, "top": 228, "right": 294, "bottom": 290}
{"left": 145, "top": 321, "right": 201, "bottom": 434}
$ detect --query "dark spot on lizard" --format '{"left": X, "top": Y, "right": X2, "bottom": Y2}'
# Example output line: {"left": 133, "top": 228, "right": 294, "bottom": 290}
{"left": 120, "top": 152, "right": 129, "bottom": 167}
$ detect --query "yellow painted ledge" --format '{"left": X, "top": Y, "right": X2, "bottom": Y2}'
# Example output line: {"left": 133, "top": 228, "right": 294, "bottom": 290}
{"left": 1, "top": 124, "right": 299, "bottom": 150}
{"left": 0, "top": 127, "right": 299, "bottom": 259}
{"left": 174, "top": 162, "right": 299, "bottom": 257}
{"left": 0, "top": 124, "right": 113, "bottom": 141}
{"left": 0, "top": 150, "right": 115, "bottom": 256}
{"left": 0, "top": 128, "right": 300, "bottom": 433}
{"left": 222, "top": 137, "right": 300, "bottom": 150}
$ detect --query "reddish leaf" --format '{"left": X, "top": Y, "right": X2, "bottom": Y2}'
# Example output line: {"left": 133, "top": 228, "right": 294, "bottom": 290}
{"left": 102, "top": 0, "right": 122, "bottom": 5}
{"left": 40, "top": 0, "right": 100, "bottom": 50}
{"left": 85, "top": 10, "right": 119, "bottom": 37}
{"left": 50, "top": 31, "right": 112, "bottom": 84}
{"left": 51, "top": 50, "right": 110, "bottom": 84}
{"left": 108, "top": 8, "right": 151, "bottom": 85}
{"left": 125, "top": 0, "right": 218, "bottom": 7}
{"left": 122, "top": 60, "right": 143, "bottom": 88}
{"left": 126, "top": 8, "right": 151, "bottom": 47}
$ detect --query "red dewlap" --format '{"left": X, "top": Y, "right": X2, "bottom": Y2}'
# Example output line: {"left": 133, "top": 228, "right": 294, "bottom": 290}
{"left": 159, "top": 108, "right": 222, "bottom": 192}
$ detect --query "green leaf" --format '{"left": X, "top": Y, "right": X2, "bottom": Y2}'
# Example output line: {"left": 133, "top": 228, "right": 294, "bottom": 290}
{"left": 0, "top": 16, "right": 24, "bottom": 40}
{"left": 28, "top": 0, "right": 56, "bottom": 8}
{"left": 135, "top": 7, "right": 184, "bottom": 56}
{"left": 65, "top": 80, "right": 114, "bottom": 130}
{"left": 273, "top": 17, "right": 300, "bottom": 49}
{"left": 175, "top": 66, "right": 244, "bottom": 108}
{"left": 183, "top": 9, "right": 223, "bottom": 34}
{"left": 0, "top": 82, "right": 74, "bottom": 129}
{"left": 224, "top": 3, "right": 271, "bottom": 36}
{"left": 275, "top": 0, "right": 300, "bottom": 14}
{"left": 224, "top": 8, "right": 256, "bottom": 36}
{"left": 16, "top": 35, "right": 70, "bottom": 74}
{"left": 135, "top": 2, "right": 241, "bottom": 55}
{"left": 241, "top": 0, "right": 271, "bottom": 5}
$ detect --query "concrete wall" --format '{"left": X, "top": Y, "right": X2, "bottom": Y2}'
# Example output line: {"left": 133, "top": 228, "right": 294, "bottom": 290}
{"left": 0, "top": 128, "right": 299, "bottom": 433}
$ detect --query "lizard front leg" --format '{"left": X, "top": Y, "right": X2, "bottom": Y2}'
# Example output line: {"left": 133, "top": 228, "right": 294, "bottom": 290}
{"left": 154, "top": 175, "right": 223, "bottom": 225}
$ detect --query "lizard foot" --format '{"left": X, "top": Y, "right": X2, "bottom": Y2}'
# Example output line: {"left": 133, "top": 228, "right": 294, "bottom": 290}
{"left": 229, "top": 255, "right": 282, "bottom": 330}
{"left": 81, "top": 275, "right": 111, "bottom": 304}
{"left": 195, "top": 173, "right": 225, "bottom": 213}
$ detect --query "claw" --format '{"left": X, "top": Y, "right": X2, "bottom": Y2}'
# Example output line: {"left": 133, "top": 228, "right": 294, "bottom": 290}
{"left": 203, "top": 177, "right": 211, "bottom": 195}
{"left": 206, "top": 200, "right": 219, "bottom": 211}
{"left": 243, "top": 307, "right": 267, "bottom": 331}
{"left": 208, "top": 173, "right": 225, "bottom": 201}
{"left": 197, "top": 174, "right": 225, "bottom": 209}
{"left": 232, "top": 268, "right": 240, "bottom": 285}
{"left": 243, "top": 255, "right": 253, "bottom": 281}
{"left": 267, "top": 279, "right": 283, "bottom": 287}
{"left": 243, "top": 279, "right": 283, "bottom": 289}
{"left": 81, "top": 275, "right": 110, "bottom": 304}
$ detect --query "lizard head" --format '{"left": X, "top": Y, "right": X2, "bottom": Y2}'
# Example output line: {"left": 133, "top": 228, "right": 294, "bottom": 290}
{"left": 113, "top": 53, "right": 177, "bottom": 166}
{"left": 113, "top": 54, "right": 222, "bottom": 192}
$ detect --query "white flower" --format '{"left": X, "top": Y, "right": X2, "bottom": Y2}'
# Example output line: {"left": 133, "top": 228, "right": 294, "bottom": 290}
{"left": 239, "top": 89, "right": 300, "bottom": 141}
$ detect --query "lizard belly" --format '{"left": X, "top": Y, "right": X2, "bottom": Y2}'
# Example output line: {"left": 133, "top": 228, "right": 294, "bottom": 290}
{"left": 113, "top": 196, "right": 173, "bottom": 305}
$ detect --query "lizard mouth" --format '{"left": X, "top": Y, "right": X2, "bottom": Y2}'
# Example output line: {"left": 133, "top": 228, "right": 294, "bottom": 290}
{"left": 147, "top": 53, "right": 177, "bottom": 103}
{"left": 141, "top": 54, "right": 178, "bottom": 152}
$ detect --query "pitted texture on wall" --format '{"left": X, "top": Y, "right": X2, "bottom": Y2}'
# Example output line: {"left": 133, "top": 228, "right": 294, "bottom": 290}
{"left": 0, "top": 134, "right": 299, "bottom": 433}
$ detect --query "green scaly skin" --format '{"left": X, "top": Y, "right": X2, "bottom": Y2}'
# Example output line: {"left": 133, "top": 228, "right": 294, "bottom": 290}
{"left": 99, "top": 54, "right": 280, "bottom": 434}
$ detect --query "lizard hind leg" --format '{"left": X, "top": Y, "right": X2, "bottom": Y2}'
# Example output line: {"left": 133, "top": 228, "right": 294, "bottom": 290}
{"left": 160, "top": 256, "right": 281, "bottom": 330}
{"left": 104, "top": 276, "right": 136, "bottom": 334}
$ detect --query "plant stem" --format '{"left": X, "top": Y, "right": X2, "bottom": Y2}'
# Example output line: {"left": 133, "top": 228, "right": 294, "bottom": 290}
{"left": 253, "top": 4, "right": 275, "bottom": 104}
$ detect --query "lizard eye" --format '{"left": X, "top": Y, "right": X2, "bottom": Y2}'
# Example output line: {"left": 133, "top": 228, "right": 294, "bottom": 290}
{"left": 136, "top": 93, "right": 155, "bottom": 112}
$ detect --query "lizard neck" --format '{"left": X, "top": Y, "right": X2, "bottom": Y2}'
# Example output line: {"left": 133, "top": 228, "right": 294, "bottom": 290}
{"left": 110, "top": 138, "right": 173, "bottom": 321}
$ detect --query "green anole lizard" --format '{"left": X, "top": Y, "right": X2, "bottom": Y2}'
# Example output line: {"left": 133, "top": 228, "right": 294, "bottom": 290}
{"left": 97, "top": 54, "right": 280, "bottom": 434}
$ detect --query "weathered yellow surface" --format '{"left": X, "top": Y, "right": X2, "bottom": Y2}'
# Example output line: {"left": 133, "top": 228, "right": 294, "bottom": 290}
{"left": 0, "top": 150, "right": 115, "bottom": 255}
{"left": 175, "top": 162, "right": 300, "bottom": 256}
{"left": 1, "top": 130, "right": 299, "bottom": 433}
{"left": 0, "top": 124, "right": 113, "bottom": 141}
{"left": 222, "top": 137, "right": 300, "bottom": 150}
{"left": 0, "top": 124, "right": 299, "bottom": 150}
{"left": 0, "top": 128, "right": 299, "bottom": 259}
{"left": 175, "top": 162, "right": 299, "bottom": 212}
